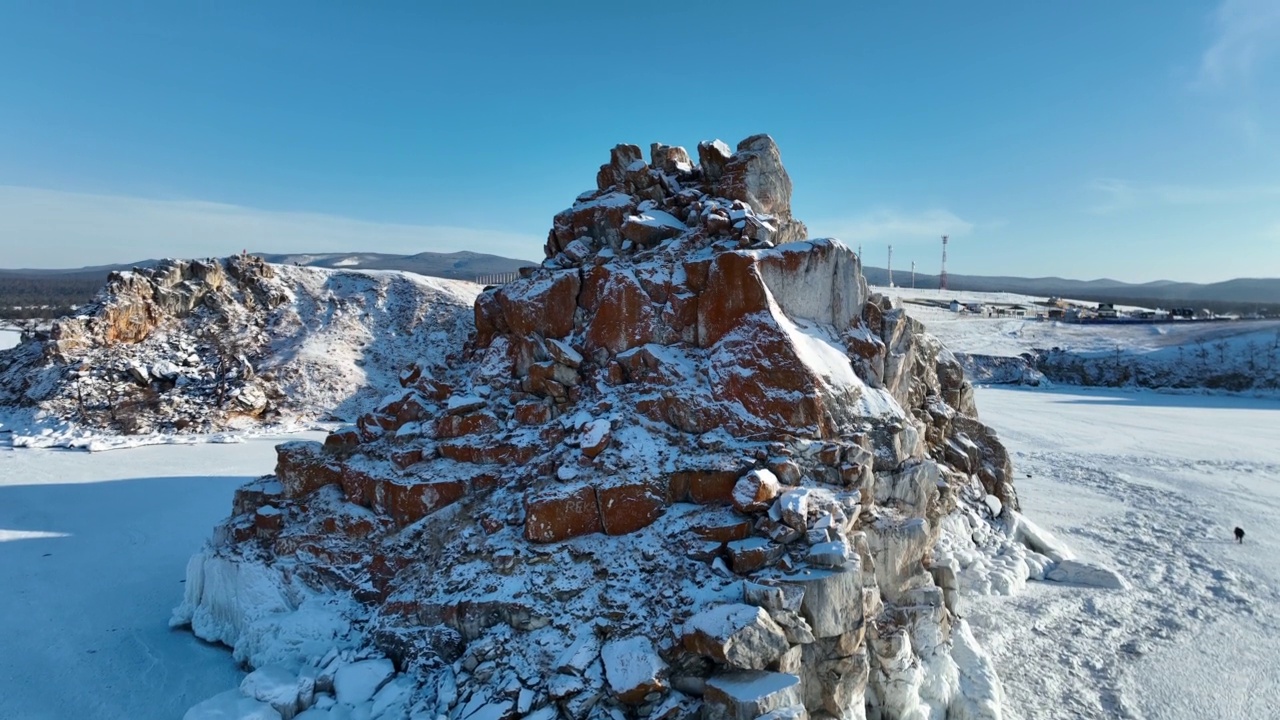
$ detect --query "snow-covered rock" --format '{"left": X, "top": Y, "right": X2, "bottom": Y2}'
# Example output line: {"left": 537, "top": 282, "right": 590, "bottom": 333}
{"left": 683, "top": 604, "right": 791, "bottom": 671}
{"left": 703, "top": 671, "right": 803, "bottom": 720}
{"left": 174, "top": 135, "right": 1034, "bottom": 720}
{"left": 184, "top": 689, "right": 283, "bottom": 720}
{"left": 333, "top": 659, "right": 394, "bottom": 707}
{"left": 602, "top": 636, "right": 668, "bottom": 704}
{"left": 241, "top": 665, "right": 305, "bottom": 719}
{"left": 1045, "top": 559, "right": 1128, "bottom": 590}
{"left": 0, "top": 254, "right": 479, "bottom": 447}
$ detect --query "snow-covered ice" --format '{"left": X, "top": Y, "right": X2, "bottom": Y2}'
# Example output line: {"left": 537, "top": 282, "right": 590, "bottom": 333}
{"left": 969, "top": 386, "right": 1280, "bottom": 719}
{"left": 0, "top": 432, "right": 324, "bottom": 719}
{"left": 0, "top": 328, "right": 20, "bottom": 351}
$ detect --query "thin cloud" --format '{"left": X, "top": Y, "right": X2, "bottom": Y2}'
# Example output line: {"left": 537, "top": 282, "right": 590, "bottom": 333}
{"left": 1195, "top": 0, "right": 1280, "bottom": 89}
{"left": 0, "top": 186, "right": 545, "bottom": 269}
{"left": 808, "top": 209, "right": 974, "bottom": 246}
{"left": 1088, "top": 178, "right": 1280, "bottom": 214}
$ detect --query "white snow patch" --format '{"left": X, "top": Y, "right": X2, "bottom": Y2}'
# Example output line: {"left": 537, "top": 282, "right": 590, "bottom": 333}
{"left": 601, "top": 636, "right": 666, "bottom": 697}
{"left": 333, "top": 659, "right": 394, "bottom": 707}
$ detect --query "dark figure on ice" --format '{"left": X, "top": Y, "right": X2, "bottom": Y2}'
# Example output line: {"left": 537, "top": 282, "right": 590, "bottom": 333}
{"left": 1234, "top": 527, "right": 1245, "bottom": 544}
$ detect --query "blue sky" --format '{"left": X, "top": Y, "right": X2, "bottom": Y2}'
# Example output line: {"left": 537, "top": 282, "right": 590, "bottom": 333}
{"left": 1, "top": 1, "right": 1278, "bottom": 282}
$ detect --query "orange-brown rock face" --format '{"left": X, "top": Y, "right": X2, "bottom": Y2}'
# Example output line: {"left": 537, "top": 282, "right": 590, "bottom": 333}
{"left": 581, "top": 266, "right": 657, "bottom": 355}
{"left": 183, "top": 134, "right": 1020, "bottom": 720}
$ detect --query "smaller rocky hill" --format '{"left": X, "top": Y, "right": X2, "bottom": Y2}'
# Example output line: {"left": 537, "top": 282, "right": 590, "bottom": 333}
{"left": 0, "top": 255, "right": 480, "bottom": 448}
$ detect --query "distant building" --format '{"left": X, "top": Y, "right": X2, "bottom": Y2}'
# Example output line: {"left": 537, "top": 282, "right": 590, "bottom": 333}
{"left": 949, "top": 300, "right": 962, "bottom": 313}
{"left": 1096, "top": 302, "right": 1118, "bottom": 319}
{"left": 1170, "top": 307, "right": 1195, "bottom": 319}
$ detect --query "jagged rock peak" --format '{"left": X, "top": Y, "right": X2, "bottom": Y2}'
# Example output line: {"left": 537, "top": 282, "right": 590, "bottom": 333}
{"left": 545, "top": 135, "right": 808, "bottom": 267}
{"left": 174, "top": 135, "right": 1021, "bottom": 720}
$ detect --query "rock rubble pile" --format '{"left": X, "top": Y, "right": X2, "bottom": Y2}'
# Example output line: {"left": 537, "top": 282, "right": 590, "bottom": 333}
{"left": 176, "top": 136, "right": 1025, "bottom": 720}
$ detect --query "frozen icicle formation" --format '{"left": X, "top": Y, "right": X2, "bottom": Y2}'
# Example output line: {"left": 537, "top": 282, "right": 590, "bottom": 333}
{"left": 176, "top": 135, "right": 1038, "bottom": 720}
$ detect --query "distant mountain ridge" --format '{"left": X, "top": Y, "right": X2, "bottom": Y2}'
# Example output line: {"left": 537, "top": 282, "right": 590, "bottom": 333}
{"left": 1, "top": 249, "right": 533, "bottom": 281}
{"left": 2, "top": 250, "right": 1276, "bottom": 318}
{"left": 0, "top": 250, "right": 534, "bottom": 319}
{"left": 859, "top": 266, "right": 1280, "bottom": 313}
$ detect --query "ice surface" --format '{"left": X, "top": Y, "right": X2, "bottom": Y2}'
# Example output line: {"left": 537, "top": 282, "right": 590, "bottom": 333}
{"left": 0, "top": 434, "right": 321, "bottom": 719}
{"left": 964, "top": 386, "right": 1280, "bottom": 718}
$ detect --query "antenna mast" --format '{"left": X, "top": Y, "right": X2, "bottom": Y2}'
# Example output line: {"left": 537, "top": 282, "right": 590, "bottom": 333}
{"left": 911, "top": 260, "right": 916, "bottom": 289}
{"left": 940, "top": 235, "right": 949, "bottom": 291}
{"left": 887, "top": 245, "right": 894, "bottom": 287}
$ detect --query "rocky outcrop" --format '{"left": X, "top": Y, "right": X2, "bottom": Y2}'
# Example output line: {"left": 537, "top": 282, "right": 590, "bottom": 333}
{"left": 0, "top": 256, "right": 479, "bottom": 442}
{"left": 1027, "top": 344, "right": 1280, "bottom": 392}
{"left": 175, "top": 136, "right": 1019, "bottom": 719}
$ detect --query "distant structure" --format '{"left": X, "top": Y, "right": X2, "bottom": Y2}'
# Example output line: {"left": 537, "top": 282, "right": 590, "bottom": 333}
{"left": 939, "top": 235, "right": 949, "bottom": 291}
{"left": 911, "top": 260, "right": 916, "bottom": 289}
{"left": 887, "top": 245, "right": 894, "bottom": 287}
{"left": 475, "top": 272, "right": 519, "bottom": 286}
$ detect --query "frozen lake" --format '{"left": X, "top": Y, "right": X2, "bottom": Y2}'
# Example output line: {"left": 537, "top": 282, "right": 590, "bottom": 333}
{"left": 970, "top": 386, "right": 1280, "bottom": 719}
{"left": 0, "top": 432, "right": 324, "bottom": 720}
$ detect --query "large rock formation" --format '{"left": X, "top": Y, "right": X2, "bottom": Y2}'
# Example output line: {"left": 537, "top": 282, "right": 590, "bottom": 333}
{"left": 0, "top": 256, "right": 479, "bottom": 444}
{"left": 175, "top": 136, "right": 1026, "bottom": 720}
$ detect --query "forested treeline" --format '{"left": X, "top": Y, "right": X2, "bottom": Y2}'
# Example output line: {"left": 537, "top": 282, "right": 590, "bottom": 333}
{"left": 0, "top": 276, "right": 103, "bottom": 319}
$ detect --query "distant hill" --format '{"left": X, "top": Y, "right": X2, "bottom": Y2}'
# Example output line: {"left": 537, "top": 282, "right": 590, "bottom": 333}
{"left": 255, "top": 250, "right": 533, "bottom": 280}
{"left": 860, "top": 266, "right": 1280, "bottom": 316}
{"left": 3, "top": 249, "right": 1276, "bottom": 320}
{"left": 0, "top": 250, "right": 534, "bottom": 319}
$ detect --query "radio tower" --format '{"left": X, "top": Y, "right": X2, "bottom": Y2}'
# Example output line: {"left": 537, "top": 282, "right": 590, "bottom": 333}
{"left": 939, "top": 235, "right": 949, "bottom": 291}
{"left": 887, "top": 245, "right": 894, "bottom": 287}
{"left": 911, "top": 260, "right": 916, "bottom": 289}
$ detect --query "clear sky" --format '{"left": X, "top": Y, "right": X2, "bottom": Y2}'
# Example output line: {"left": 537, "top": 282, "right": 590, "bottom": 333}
{"left": 1, "top": 1, "right": 1278, "bottom": 283}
